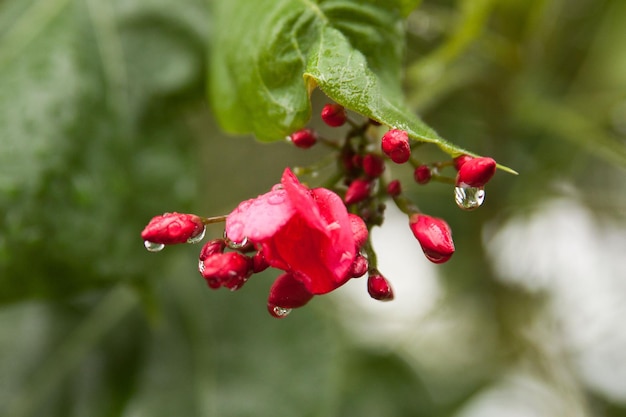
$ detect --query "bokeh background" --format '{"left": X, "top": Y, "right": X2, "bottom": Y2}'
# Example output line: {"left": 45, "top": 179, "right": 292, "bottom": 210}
{"left": 1, "top": 0, "right": 625, "bottom": 416}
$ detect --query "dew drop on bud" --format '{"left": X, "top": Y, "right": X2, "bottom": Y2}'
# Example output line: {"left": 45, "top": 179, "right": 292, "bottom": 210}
{"left": 454, "top": 186, "right": 485, "bottom": 211}
{"left": 186, "top": 225, "right": 206, "bottom": 244}
{"left": 144, "top": 240, "right": 165, "bottom": 252}
{"left": 223, "top": 231, "right": 249, "bottom": 249}
{"left": 268, "top": 303, "right": 292, "bottom": 319}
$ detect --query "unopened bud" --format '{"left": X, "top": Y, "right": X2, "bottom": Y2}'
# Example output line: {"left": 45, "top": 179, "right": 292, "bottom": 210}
{"left": 349, "top": 253, "right": 369, "bottom": 278}
{"left": 252, "top": 250, "right": 270, "bottom": 273}
{"left": 381, "top": 129, "right": 410, "bottom": 164}
{"left": 413, "top": 165, "right": 431, "bottom": 185}
{"left": 362, "top": 154, "right": 385, "bottom": 178}
{"left": 386, "top": 180, "right": 402, "bottom": 197}
{"left": 456, "top": 157, "right": 496, "bottom": 187}
{"left": 454, "top": 154, "right": 473, "bottom": 171}
{"left": 367, "top": 272, "right": 394, "bottom": 301}
{"left": 199, "top": 239, "right": 226, "bottom": 261}
{"left": 289, "top": 128, "right": 317, "bottom": 149}
{"left": 344, "top": 179, "right": 371, "bottom": 205}
{"left": 201, "top": 252, "right": 252, "bottom": 290}
{"left": 321, "top": 103, "right": 347, "bottom": 127}
{"left": 268, "top": 273, "right": 314, "bottom": 310}
{"left": 409, "top": 214, "right": 455, "bottom": 264}
{"left": 348, "top": 214, "right": 368, "bottom": 249}
{"left": 141, "top": 212, "right": 204, "bottom": 245}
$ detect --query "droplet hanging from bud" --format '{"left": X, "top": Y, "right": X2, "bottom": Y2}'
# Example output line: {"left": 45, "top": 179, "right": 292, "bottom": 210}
{"left": 268, "top": 304, "right": 292, "bottom": 318}
{"left": 144, "top": 240, "right": 165, "bottom": 252}
{"left": 454, "top": 186, "right": 485, "bottom": 211}
{"left": 186, "top": 225, "right": 206, "bottom": 244}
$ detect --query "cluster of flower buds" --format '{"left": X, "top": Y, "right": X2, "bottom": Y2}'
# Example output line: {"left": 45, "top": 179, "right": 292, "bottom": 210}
{"left": 141, "top": 101, "right": 502, "bottom": 318}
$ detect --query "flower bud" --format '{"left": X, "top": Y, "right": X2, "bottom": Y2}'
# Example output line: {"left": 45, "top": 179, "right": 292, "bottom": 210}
{"left": 320, "top": 103, "right": 347, "bottom": 127}
{"left": 268, "top": 273, "right": 314, "bottom": 310}
{"left": 344, "top": 179, "right": 371, "bottom": 205}
{"left": 200, "top": 252, "right": 252, "bottom": 290}
{"left": 413, "top": 165, "right": 431, "bottom": 185}
{"left": 252, "top": 250, "right": 270, "bottom": 273}
{"left": 367, "top": 272, "right": 394, "bottom": 301}
{"left": 456, "top": 157, "right": 496, "bottom": 187}
{"left": 409, "top": 214, "right": 455, "bottom": 264}
{"left": 386, "top": 179, "right": 402, "bottom": 197}
{"left": 199, "top": 239, "right": 226, "bottom": 261}
{"left": 454, "top": 154, "right": 473, "bottom": 171}
{"left": 362, "top": 154, "right": 385, "bottom": 178}
{"left": 348, "top": 214, "right": 368, "bottom": 249}
{"left": 289, "top": 128, "right": 317, "bottom": 149}
{"left": 141, "top": 212, "right": 204, "bottom": 245}
{"left": 381, "top": 129, "right": 410, "bottom": 164}
{"left": 349, "top": 253, "right": 368, "bottom": 278}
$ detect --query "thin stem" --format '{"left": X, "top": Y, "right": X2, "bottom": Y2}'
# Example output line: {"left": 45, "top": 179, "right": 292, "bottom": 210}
{"left": 391, "top": 193, "right": 419, "bottom": 216}
{"left": 362, "top": 237, "right": 378, "bottom": 272}
{"left": 201, "top": 215, "right": 228, "bottom": 225}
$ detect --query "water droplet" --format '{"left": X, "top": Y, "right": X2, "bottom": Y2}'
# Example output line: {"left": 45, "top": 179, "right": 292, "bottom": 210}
{"left": 198, "top": 260, "right": 205, "bottom": 274}
{"left": 187, "top": 225, "right": 206, "bottom": 244}
{"left": 454, "top": 186, "right": 485, "bottom": 211}
{"left": 269, "top": 304, "right": 292, "bottom": 318}
{"left": 144, "top": 240, "right": 165, "bottom": 252}
{"left": 267, "top": 191, "right": 286, "bottom": 205}
{"left": 271, "top": 184, "right": 284, "bottom": 191}
{"left": 223, "top": 231, "right": 249, "bottom": 249}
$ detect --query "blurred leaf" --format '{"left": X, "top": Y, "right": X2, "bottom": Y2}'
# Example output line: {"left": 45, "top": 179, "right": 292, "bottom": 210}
{"left": 209, "top": 0, "right": 489, "bottom": 160}
{"left": 0, "top": 0, "right": 208, "bottom": 303}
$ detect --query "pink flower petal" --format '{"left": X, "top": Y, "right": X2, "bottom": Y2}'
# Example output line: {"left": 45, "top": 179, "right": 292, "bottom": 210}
{"left": 225, "top": 188, "right": 295, "bottom": 242}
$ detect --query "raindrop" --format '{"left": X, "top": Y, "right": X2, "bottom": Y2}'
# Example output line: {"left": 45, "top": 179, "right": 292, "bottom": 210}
{"left": 267, "top": 191, "right": 286, "bottom": 205}
{"left": 198, "top": 260, "right": 205, "bottom": 274}
{"left": 144, "top": 240, "right": 165, "bottom": 252}
{"left": 269, "top": 304, "right": 292, "bottom": 318}
{"left": 224, "top": 231, "right": 249, "bottom": 249}
{"left": 454, "top": 186, "right": 485, "bottom": 211}
{"left": 187, "top": 225, "right": 206, "bottom": 244}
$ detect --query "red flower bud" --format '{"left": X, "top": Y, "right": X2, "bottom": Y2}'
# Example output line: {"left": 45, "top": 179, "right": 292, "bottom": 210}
{"left": 409, "top": 214, "right": 455, "bottom": 264}
{"left": 200, "top": 252, "right": 252, "bottom": 290}
{"left": 386, "top": 180, "right": 402, "bottom": 197}
{"left": 381, "top": 129, "right": 410, "bottom": 164}
{"left": 349, "top": 253, "right": 368, "bottom": 278}
{"left": 268, "top": 273, "right": 314, "bottom": 313}
{"left": 367, "top": 272, "right": 394, "bottom": 301}
{"left": 362, "top": 154, "right": 385, "bottom": 178}
{"left": 320, "top": 103, "right": 347, "bottom": 127}
{"left": 456, "top": 157, "right": 496, "bottom": 187}
{"left": 141, "top": 212, "right": 205, "bottom": 245}
{"left": 454, "top": 154, "right": 473, "bottom": 171}
{"left": 199, "top": 239, "right": 226, "bottom": 261}
{"left": 348, "top": 214, "right": 368, "bottom": 249}
{"left": 413, "top": 165, "right": 431, "bottom": 185}
{"left": 289, "top": 129, "right": 317, "bottom": 149}
{"left": 252, "top": 250, "right": 270, "bottom": 273}
{"left": 344, "top": 179, "right": 371, "bottom": 205}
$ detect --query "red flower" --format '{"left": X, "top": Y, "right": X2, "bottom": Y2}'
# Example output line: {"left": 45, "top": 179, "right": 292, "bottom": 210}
{"left": 409, "top": 214, "right": 455, "bottom": 264}
{"left": 225, "top": 168, "right": 356, "bottom": 295}
{"left": 141, "top": 212, "right": 204, "bottom": 245}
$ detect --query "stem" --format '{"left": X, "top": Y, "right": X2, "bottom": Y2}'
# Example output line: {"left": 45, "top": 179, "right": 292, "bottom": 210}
{"left": 362, "top": 237, "right": 378, "bottom": 272}
{"left": 391, "top": 193, "right": 419, "bottom": 216}
{"left": 201, "top": 215, "right": 228, "bottom": 225}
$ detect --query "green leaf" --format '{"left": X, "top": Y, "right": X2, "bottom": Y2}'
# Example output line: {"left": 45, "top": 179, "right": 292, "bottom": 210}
{"left": 209, "top": 0, "right": 478, "bottom": 158}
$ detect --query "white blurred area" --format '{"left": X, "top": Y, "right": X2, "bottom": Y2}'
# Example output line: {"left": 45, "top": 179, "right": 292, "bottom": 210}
{"left": 332, "top": 198, "right": 626, "bottom": 416}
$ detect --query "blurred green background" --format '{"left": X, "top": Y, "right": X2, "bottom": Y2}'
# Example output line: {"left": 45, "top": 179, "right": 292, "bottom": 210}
{"left": 1, "top": 0, "right": 626, "bottom": 416}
